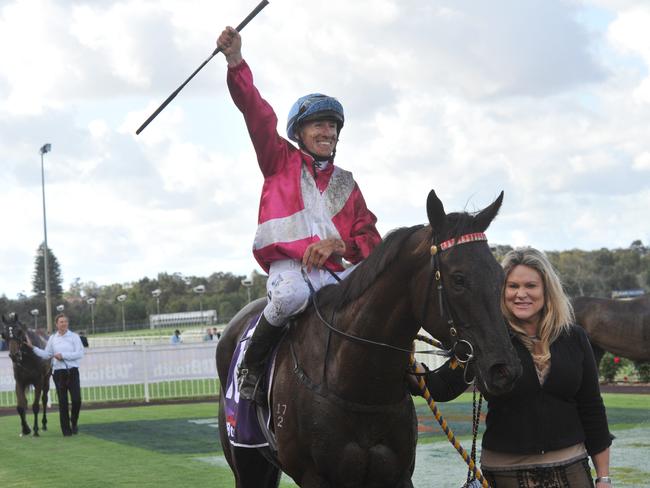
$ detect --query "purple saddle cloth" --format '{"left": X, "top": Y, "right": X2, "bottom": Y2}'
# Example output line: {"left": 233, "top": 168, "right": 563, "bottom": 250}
{"left": 223, "top": 315, "right": 272, "bottom": 448}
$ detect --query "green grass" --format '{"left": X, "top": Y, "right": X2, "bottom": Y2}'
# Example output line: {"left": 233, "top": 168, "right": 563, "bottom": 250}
{"left": 0, "top": 402, "right": 296, "bottom": 488}
{"left": 0, "top": 393, "right": 647, "bottom": 487}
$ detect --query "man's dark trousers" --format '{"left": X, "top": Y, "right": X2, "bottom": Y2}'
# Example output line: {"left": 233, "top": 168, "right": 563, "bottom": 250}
{"left": 53, "top": 368, "right": 81, "bottom": 436}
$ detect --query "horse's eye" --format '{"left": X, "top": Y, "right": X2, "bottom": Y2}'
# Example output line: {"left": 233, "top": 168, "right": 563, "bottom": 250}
{"left": 452, "top": 274, "right": 466, "bottom": 289}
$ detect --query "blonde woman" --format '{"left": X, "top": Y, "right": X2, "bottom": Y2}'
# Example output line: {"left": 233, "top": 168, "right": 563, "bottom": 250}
{"left": 413, "top": 248, "right": 612, "bottom": 488}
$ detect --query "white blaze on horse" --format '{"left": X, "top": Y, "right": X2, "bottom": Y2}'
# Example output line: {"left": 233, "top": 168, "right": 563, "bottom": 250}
{"left": 216, "top": 190, "right": 522, "bottom": 488}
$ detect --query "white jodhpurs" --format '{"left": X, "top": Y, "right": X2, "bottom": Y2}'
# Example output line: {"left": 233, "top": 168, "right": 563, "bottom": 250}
{"left": 263, "top": 259, "right": 357, "bottom": 326}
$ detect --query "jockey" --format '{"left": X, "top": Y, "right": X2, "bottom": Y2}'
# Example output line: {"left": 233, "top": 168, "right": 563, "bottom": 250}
{"left": 217, "top": 26, "right": 382, "bottom": 403}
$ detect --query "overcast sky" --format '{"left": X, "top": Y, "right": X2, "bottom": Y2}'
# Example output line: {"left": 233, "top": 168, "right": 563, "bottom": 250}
{"left": 1, "top": 0, "right": 649, "bottom": 299}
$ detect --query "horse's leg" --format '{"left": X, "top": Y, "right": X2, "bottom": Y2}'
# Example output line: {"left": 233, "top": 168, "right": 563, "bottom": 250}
{"left": 218, "top": 395, "right": 281, "bottom": 488}
{"left": 232, "top": 447, "right": 281, "bottom": 488}
{"left": 15, "top": 384, "right": 31, "bottom": 436}
{"left": 31, "top": 384, "right": 42, "bottom": 436}
{"left": 41, "top": 375, "right": 50, "bottom": 431}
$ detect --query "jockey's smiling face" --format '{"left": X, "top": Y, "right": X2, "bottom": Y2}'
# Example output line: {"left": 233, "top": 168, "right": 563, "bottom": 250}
{"left": 298, "top": 119, "right": 338, "bottom": 159}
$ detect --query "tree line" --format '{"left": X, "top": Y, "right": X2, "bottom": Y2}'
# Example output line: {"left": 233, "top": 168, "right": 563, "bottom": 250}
{"left": 1, "top": 240, "right": 648, "bottom": 334}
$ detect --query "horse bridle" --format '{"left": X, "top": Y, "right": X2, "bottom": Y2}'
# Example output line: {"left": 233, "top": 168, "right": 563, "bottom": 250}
{"left": 306, "top": 228, "right": 489, "bottom": 367}
{"left": 4, "top": 323, "right": 27, "bottom": 365}
{"left": 425, "top": 231, "right": 489, "bottom": 383}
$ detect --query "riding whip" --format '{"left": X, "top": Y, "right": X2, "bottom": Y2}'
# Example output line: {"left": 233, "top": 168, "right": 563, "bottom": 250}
{"left": 135, "top": 0, "right": 270, "bottom": 135}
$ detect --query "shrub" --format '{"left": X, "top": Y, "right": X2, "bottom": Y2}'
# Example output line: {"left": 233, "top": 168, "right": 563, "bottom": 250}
{"left": 635, "top": 362, "right": 650, "bottom": 383}
{"left": 599, "top": 352, "right": 621, "bottom": 382}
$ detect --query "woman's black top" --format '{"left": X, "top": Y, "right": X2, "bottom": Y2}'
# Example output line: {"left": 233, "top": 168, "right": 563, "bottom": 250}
{"left": 424, "top": 325, "right": 612, "bottom": 456}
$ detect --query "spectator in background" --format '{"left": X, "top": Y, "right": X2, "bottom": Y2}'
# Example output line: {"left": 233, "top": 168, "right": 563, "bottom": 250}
{"left": 203, "top": 328, "right": 213, "bottom": 342}
{"left": 79, "top": 331, "right": 89, "bottom": 348}
{"left": 212, "top": 327, "right": 220, "bottom": 341}
{"left": 170, "top": 330, "right": 182, "bottom": 345}
{"left": 27, "top": 313, "right": 85, "bottom": 436}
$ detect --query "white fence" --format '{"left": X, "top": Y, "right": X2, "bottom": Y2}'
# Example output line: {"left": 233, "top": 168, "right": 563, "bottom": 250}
{"left": 0, "top": 341, "right": 444, "bottom": 408}
{"left": 0, "top": 342, "right": 219, "bottom": 407}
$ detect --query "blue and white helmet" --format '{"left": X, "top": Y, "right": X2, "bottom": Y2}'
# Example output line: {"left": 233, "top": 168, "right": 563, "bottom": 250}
{"left": 286, "top": 93, "right": 345, "bottom": 143}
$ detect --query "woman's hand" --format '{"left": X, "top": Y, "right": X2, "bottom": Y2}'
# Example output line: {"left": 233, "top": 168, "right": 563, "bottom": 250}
{"left": 407, "top": 361, "right": 428, "bottom": 396}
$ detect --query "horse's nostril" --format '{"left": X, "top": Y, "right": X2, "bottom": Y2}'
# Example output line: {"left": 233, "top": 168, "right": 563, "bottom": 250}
{"left": 496, "top": 364, "right": 509, "bottom": 378}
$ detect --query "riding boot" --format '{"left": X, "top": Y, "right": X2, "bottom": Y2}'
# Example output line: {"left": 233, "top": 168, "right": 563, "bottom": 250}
{"left": 237, "top": 315, "right": 285, "bottom": 404}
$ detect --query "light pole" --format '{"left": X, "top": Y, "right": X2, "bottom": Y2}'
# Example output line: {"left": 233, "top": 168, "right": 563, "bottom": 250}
{"left": 56, "top": 304, "right": 65, "bottom": 313}
{"left": 30, "top": 309, "right": 39, "bottom": 329}
{"left": 193, "top": 285, "right": 206, "bottom": 323}
{"left": 241, "top": 274, "right": 254, "bottom": 304}
{"left": 117, "top": 294, "right": 127, "bottom": 332}
{"left": 151, "top": 289, "right": 161, "bottom": 315}
{"left": 87, "top": 297, "right": 96, "bottom": 335}
{"left": 39, "top": 143, "right": 53, "bottom": 334}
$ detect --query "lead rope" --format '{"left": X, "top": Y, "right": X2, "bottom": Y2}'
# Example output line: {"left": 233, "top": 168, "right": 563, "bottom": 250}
{"left": 465, "top": 384, "right": 483, "bottom": 488}
{"left": 411, "top": 336, "right": 490, "bottom": 488}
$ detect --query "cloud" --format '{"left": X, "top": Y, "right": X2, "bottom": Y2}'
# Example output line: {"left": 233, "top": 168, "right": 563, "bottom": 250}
{"left": 1, "top": 0, "right": 650, "bottom": 298}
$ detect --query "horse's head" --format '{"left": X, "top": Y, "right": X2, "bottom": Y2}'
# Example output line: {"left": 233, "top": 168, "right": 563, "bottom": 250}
{"left": 418, "top": 190, "right": 521, "bottom": 396}
{"left": 1, "top": 313, "right": 27, "bottom": 363}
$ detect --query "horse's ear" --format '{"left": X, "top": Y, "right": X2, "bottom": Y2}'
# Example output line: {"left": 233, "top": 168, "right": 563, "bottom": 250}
{"left": 474, "top": 191, "right": 504, "bottom": 232}
{"left": 426, "top": 190, "right": 446, "bottom": 235}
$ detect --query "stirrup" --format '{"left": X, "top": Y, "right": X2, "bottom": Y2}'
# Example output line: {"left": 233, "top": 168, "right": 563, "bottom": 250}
{"left": 238, "top": 366, "right": 265, "bottom": 403}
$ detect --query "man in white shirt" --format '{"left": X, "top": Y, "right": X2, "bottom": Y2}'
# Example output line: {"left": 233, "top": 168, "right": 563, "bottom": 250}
{"left": 28, "top": 313, "right": 84, "bottom": 436}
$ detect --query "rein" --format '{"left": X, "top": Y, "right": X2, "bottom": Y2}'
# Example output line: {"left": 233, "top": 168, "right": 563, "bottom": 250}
{"left": 410, "top": 336, "right": 489, "bottom": 488}
{"left": 289, "top": 230, "right": 489, "bottom": 411}
{"left": 299, "top": 230, "right": 489, "bottom": 362}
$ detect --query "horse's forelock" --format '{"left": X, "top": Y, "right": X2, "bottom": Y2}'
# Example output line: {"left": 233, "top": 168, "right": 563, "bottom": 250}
{"left": 444, "top": 211, "right": 483, "bottom": 240}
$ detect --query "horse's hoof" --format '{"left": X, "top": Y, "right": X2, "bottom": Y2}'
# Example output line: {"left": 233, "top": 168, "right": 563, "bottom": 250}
{"left": 33, "top": 431, "right": 40, "bottom": 437}
{"left": 42, "top": 425, "right": 47, "bottom": 431}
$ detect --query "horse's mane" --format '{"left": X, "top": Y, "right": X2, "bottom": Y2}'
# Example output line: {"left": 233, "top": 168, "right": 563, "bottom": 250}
{"left": 26, "top": 329, "right": 48, "bottom": 350}
{"left": 316, "top": 225, "right": 424, "bottom": 309}
{"left": 316, "top": 211, "right": 484, "bottom": 309}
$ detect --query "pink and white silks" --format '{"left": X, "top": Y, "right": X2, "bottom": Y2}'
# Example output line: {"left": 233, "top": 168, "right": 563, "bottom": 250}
{"left": 227, "top": 60, "right": 381, "bottom": 273}
{"left": 227, "top": 60, "right": 381, "bottom": 325}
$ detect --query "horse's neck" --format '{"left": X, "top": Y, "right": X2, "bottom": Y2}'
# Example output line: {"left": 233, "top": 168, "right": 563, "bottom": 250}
{"left": 26, "top": 330, "right": 47, "bottom": 350}
{"left": 304, "top": 281, "right": 419, "bottom": 404}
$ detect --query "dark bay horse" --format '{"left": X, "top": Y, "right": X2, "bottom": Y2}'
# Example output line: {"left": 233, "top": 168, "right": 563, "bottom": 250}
{"left": 1, "top": 314, "right": 51, "bottom": 436}
{"left": 216, "top": 190, "right": 522, "bottom": 488}
{"left": 573, "top": 294, "right": 650, "bottom": 365}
